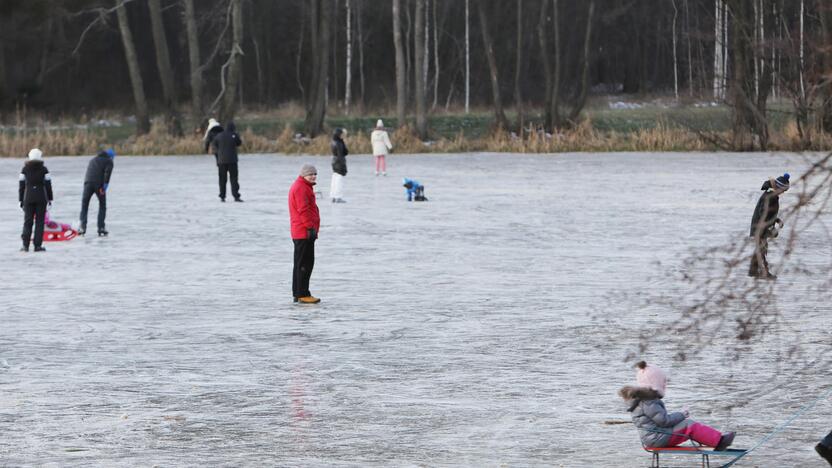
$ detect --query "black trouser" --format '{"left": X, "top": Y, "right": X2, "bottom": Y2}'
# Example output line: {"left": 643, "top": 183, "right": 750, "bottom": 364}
{"left": 292, "top": 238, "right": 315, "bottom": 298}
{"left": 218, "top": 163, "right": 240, "bottom": 199}
{"left": 80, "top": 183, "right": 106, "bottom": 231}
{"left": 749, "top": 236, "right": 769, "bottom": 276}
{"left": 22, "top": 202, "right": 47, "bottom": 248}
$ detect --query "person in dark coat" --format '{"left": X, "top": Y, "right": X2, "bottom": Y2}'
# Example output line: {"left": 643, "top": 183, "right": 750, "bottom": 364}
{"left": 817, "top": 430, "right": 832, "bottom": 465}
{"left": 329, "top": 128, "right": 348, "bottom": 203}
{"left": 211, "top": 121, "right": 243, "bottom": 202}
{"left": 18, "top": 148, "right": 54, "bottom": 252}
{"left": 749, "top": 173, "right": 789, "bottom": 279}
{"left": 79, "top": 149, "right": 115, "bottom": 236}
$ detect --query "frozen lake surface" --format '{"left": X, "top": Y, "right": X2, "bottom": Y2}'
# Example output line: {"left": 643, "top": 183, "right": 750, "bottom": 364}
{"left": 1, "top": 152, "right": 830, "bottom": 467}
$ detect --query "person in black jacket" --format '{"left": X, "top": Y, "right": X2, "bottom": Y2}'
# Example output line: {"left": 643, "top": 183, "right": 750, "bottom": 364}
{"left": 18, "top": 148, "right": 54, "bottom": 252}
{"left": 211, "top": 121, "right": 243, "bottom": 202}
{"left": 329, "top": 128, "right": 348, "bottom": 203}
{"left": 79, "top": 149, "right": 115, "bottom": 236}
{"left": 749, "top": 173, "right": 789, "bottom": 279}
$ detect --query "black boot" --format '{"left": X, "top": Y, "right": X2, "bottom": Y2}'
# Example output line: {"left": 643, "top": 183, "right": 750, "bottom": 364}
{"left": 714, "top": 432, "right": 735, "bottom": 451}
{"left": 20, "top": 244, "right": 29, "bottom": 252}
{"left": 817, "top": 443, "right": 832, "bottom": 466}
{"left": 33, "top": 246, "right": 46, "bottom": 252}
{"left": 78, "top": 227, "right": 86, "bottom": 236}
{"left": 98, "top": 230, "right": 109, "bottom": 237}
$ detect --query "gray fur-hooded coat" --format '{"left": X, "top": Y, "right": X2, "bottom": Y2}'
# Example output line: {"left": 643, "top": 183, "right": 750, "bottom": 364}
{"left": 619, "top": 385, "right": 687, "bottom": 447}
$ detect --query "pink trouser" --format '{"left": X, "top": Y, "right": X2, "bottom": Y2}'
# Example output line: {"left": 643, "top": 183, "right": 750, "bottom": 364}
{"left": 667, "top": 420, "right": 722, "bottom": 447}
{"left": 375, "top": 155, "right": 386, "bottom": 173}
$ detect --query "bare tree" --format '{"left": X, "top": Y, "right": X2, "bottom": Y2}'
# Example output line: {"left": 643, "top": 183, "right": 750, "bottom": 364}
{"left": 345, "top": 0, "right": 352, "bottom": 113}
{"left": 432, "top": 0, "right": 439, "bottom": 110}
{"left": 218, "top": 0, "right": 243, "bottom": 124}
{"left": 537, "top": 0, "right": 553, "bottom": 129}
{"left": 115, "top": 0, "right": 150, "bottom": 135}
{"left": 714, "top": 0, "right": 727, "bottom": 100}
{"left": 182, "top": 0, "right": 203, "bottom": 123}
{"left": 393, "top": 0, "right": 406, "bottom": 127}
{"left": 513, "top": 0, "right": 524, "bottom": 131}
{"left": 464, "top": 0, "right": 470, "bottom": 114}
{"left": 304, "top": 0, "right": 331, "bottom": 136}
{"left": 414, "top": 0, "right": 427, "bottom": 138}
{"left": 148, "top": 0, "right": 182, "bottom": 135}
{"left": 476, "top": 1, "right": 508, "bottom": 130}
{"left": 672, "top": 0, "right": 679, "bottom": 101}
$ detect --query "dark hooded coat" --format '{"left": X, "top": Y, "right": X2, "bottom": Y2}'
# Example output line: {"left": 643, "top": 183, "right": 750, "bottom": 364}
{"left": 212, "top": 122, "right": 242, "bottom": 165}
{"left": 330, "top": 129, "right": 348, "bottom": 176}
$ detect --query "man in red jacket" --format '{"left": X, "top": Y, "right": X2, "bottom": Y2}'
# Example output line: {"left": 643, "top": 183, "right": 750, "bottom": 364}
{"left": 289, "top": 164, "right": 321, "bottom": 304}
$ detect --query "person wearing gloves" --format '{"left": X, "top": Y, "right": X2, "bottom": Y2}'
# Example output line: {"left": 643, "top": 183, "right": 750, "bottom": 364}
{"left": 79, "top": 148, "right": 115, "bottom": 236}
{"left": 618, "top": 361, "right": 736, "bottom": 451}
{"left": 289, "top": 164, "right": 321, "bottom": 304}
{"left": 330, "top": 128, "right": 349, "bottom": 203}
{"left": 212, "top": 121, "right": 243, "bottom": 202}
{"left": 371, "top": 119, "right": 392, "bottom": 176}
{"left": 18, "top": 148, "right": 53, "bottom": 252}
{"left": 749, "top": 173, "right": 789, "bottom": 279}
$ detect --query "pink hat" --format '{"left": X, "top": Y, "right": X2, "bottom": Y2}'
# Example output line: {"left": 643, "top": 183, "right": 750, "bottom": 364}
{"left": 636, "top": 361, "right": 667, "bottom": 397}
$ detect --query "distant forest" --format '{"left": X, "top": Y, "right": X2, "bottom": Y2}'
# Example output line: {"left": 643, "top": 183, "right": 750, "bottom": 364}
{"left": 1, "top": 0, "right": 831, "bottom": 146}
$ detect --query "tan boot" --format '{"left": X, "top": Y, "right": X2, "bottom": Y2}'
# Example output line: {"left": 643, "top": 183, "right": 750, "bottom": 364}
{"left": 297, "top": 296, "right": 321, "bottom": 304}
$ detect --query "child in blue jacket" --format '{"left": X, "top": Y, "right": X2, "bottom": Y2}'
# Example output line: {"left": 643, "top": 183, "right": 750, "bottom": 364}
{"left": 403, "top": 178, "right": 427, "bottom": 201}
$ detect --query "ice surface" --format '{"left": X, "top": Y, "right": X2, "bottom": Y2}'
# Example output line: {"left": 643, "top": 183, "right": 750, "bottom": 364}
{"left": 1, "top": 152, "right": 830, "bottom": 466}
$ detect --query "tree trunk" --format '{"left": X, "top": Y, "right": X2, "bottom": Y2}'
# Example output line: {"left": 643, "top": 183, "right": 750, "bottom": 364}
{"left": 714, "top": 0, "right": 726, "bottom": 100}
{"left": 728, "top": 0, "right": 769, "bottom": 150}
{"left": 465, "top": 0, "right": 470, "bottom": 114}
{"left": 148, "top": 0, "right": 182, "bottom": 136}
{"left": 432, "top": 0, "right": 439, "bottom": 110}
{"left": 345, "top": 0, "right": 352, "bottom": 113}
{"left": 115, "top": 0, "right": 150, "bottom": 135}
{"left": 567, "top": 0, "right": 595, "bottom": 123}
{"left": 414, "top": 0, "right": 427, "bottom": 138}
{"left": 513, "top": 0, "right": 524, "bottom": 131}
{"left": 537, "top": 0, "right": 552, "bottom": 129}
{"left": 685, "top": 0, "right": 694, "bottom": 96}
{"left": 219, "top": 0, "right": 243, "bottom": 124}
{"left": 672, "top": 0, "right": 679, "bottom": 101}
{"left": 551, "top": 0, "right": 562, "bottom": 128}
{"left": 820, "top": 0, "right": 832, "bottom": 132}
{"left": 357, "top": 0, "right": 366, "bottom": 106}
{"left": 393, "top": 0, "right": 406, "bottom": 127}
{"left": 477, "top": 0, "right": 508, "bottom": 129}
{"left": 304, "top": 0, "right": 331, "bottom": 136}
{"left": 183, "top": 0, "right": 203, "bottom": 123}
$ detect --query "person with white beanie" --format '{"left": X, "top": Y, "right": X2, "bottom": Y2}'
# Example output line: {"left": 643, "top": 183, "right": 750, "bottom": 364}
{"left": 370, "top": 119, "right": 392, "bottom": 176}
{"left": 618, "top": 361, "right": 736, "bottom": 451}
{"left": 18, "top": 148, "right": 54, "bottom": 252}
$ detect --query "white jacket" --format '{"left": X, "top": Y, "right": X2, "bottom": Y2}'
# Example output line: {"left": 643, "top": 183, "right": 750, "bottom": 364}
{"left": 371, "top": 130, "right": 393, "bottom": 156}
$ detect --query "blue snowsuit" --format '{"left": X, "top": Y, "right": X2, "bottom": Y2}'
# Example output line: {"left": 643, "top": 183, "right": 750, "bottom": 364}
{"left": 403, "top": 178, "right": 425, "bottom": 201}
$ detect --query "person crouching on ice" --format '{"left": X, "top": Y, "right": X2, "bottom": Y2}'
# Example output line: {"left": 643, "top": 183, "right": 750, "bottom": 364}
{"left": 79, "top": 148, "right": 115, "bottom": 236}
{"left": 403, "top": 178, "right": 427, "bottom": 201}
{"left": 619, "top": 361, "right": 736, "bottom": 451}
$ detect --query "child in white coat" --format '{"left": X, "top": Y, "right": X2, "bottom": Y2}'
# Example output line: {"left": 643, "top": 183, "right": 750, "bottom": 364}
{"left": 371, "top": 119, "right": 393, "bottom": 176}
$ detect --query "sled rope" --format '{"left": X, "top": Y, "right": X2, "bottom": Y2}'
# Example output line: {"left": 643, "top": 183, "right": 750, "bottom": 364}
{"left": 720, "top": 385, "right": 832, "bottom": 467}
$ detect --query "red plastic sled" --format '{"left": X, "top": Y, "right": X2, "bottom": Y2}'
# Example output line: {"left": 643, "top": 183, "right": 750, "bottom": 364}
{"left": 42, "top": 213, "right": 78, "bottom": 242}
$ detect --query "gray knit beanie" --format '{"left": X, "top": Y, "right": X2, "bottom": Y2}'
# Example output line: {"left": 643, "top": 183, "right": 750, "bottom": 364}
{"left": 300, "top": 164, "right": 317, "bottom": 177}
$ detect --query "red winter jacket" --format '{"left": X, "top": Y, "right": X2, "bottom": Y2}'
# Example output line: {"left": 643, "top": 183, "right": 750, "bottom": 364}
{"left": 289, "top": 176, "right": 320, "bottom": 239}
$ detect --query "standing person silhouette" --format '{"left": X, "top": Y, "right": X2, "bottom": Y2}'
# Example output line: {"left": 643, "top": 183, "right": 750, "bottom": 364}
{"left": 289, "top": 165, "right": 321, "bottom": 304}
{"left": 371, "top": 119, "right": 392, "bottom": 176}
{"left": 79, "top": 148, "right": 115, "bottom": 236}
{"left": 18, "top": 148, "right": 53, "bottom": 252}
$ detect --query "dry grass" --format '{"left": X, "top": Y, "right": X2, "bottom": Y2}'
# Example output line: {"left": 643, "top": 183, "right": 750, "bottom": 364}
{"left": 2, "top": 117, "right": 831, "bottom": 157}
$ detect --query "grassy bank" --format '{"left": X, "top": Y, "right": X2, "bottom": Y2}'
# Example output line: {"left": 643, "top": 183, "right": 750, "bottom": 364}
{"left": 1, "top": 102, "right": 828, "bottom": 157}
